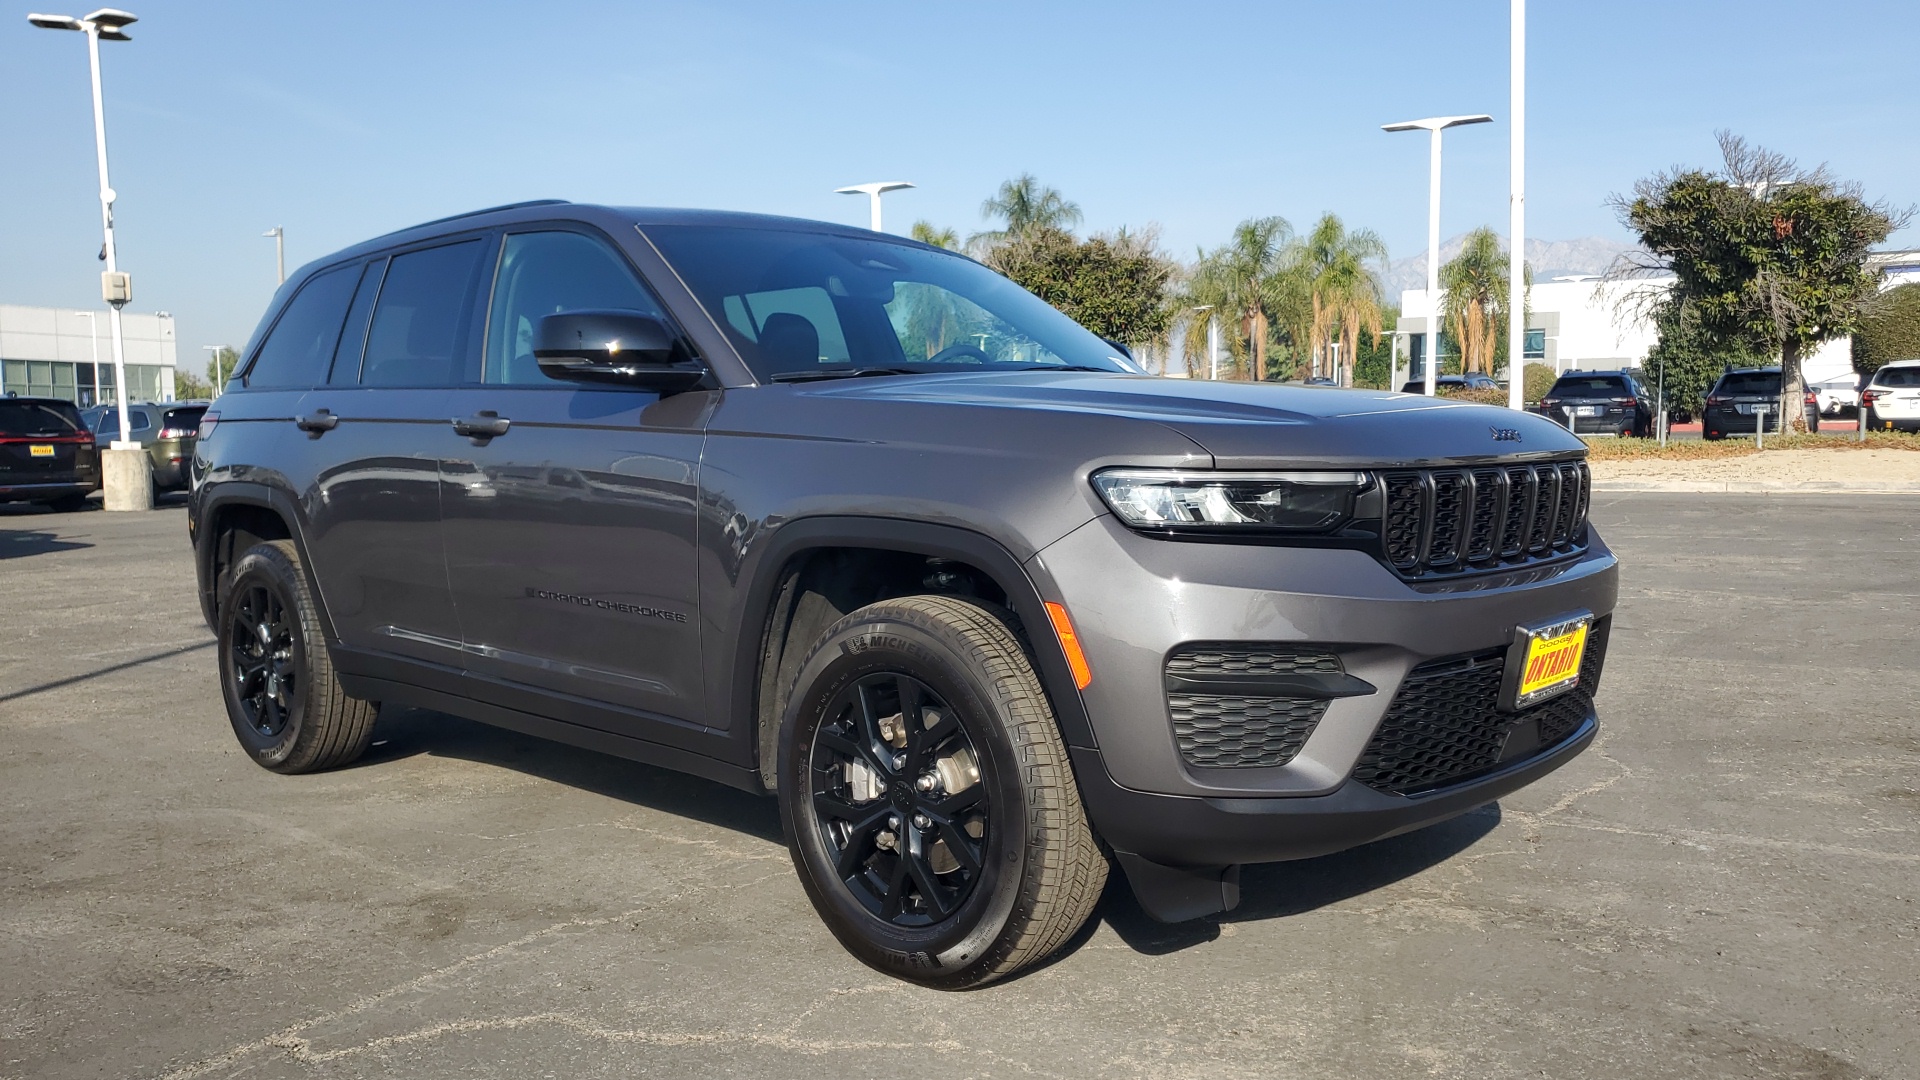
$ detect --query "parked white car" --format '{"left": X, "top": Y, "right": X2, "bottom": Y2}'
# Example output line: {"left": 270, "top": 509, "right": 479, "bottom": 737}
{"left": 1862, "top": 360, "right": 1920, "bottom": 433}
{"left": 1810, "top": 374, "right": 1861, "bottom": 416}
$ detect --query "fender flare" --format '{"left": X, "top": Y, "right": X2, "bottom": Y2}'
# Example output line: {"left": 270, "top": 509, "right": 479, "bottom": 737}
{"left": 727, "top": 516, "right": 1099, "bottom": 785}
{"left": 193, "top": 481, "right": 338, "bottom": 644}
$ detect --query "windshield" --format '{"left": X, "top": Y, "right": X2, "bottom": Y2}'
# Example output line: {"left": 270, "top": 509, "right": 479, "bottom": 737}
{"left": 1716, "top": 372, "right": 1781, "bottom": 396}
{"left": 0, "top": 400, "right": 84, "bottom": 437}
{"left": 643, "top": 225, "right": 1136, "bottom": 382}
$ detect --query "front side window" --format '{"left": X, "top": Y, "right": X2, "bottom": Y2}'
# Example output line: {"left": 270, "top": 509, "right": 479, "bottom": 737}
{"left": 485, "top": 231, "right": 669, "bottom": 385}
{"left": 246, "top": 265, "right": 359, "bottom": 388}
{"left": 362, "top": 239, "right": 487, "bottom": 387}
{"left": 645, "top": 225, "right": 1133, "bottom": 381}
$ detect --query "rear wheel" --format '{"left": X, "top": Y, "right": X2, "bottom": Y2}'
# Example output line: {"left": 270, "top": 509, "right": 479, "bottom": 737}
{"left": 778, "top": 595, "right": 1106, "bottom": 989}
{"left": 218, "top": 540, "right": 378, "bottom": 773}
{"left": 42, "top": 494, "right": 91, "bottom": 513}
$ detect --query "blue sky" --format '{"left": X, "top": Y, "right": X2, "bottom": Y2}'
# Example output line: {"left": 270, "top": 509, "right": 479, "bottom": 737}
{"left": 3, "top": 0, "right": 1916, "bottom": 363}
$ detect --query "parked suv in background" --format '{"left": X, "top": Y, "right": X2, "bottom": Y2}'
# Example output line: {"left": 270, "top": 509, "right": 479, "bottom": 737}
{"left": 1701, "top": 367, "right": 1819, "bottom": 439}
{"left": 190, "top": 202, "right": 1618, "bottom": 988}
{"left": 85, "top": 402, "right": 208, "bottom": 491}
{"left": 1537, "top": 370, "right": 1653, "bottom": 437}
{"left": 0, "top": 396, "right": 97, "bottom": 510}
{"left": 1862, "top": 360, "right": 1920, "bottom": 432}
{"left": 1401, "top": 373, "right": 1500, "bottom": 394}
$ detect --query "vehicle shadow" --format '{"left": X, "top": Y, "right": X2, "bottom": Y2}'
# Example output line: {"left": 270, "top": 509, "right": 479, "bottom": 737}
{"left": 357, "top": 705, "right": 784, "bottom": 845}
{"left": 0, "top": 525, "right": 92, "bottom": 559}
{"left": 1093, "top": 803, "right": 1503, "bottom": 956}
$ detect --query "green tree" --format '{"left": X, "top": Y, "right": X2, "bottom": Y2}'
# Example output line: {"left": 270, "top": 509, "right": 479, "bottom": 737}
{"left": 1644, "top": 297, "right": 1772, "bottom": 415}
{"left": 1616, "top": 131, "right": 1906, "bottom": 424}
{"left": 1299, "top": 213, "right": 1389, "bottom": 385}
{"left": 1853, "top": 282, "right": 1920, "bottom": 375}
{"left": 1438, "top": 227, "right": 1526, "bottom": 376}
{"left": 1522, "top": 362, "right": 1557, "bottom": 405}
{"left": 973, "top": 173, "right": 1082, "bottom": 247}
{"left": 1175, "top": 217, "right": 1296, "bottom": 380}
{"left": 985, "top": 227, "right": 1175, "bottom": 346}
{"left": 910, "top": 221, "right": 960, "bottom": 250}
{"left": 177, "top": 346, "right": 239, "bottom": 400}
{"left": 1352, "top": 306, "right": 1400, "bottom": 388}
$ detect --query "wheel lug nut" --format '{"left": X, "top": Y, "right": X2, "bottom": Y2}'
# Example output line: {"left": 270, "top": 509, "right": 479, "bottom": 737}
{"left": 912, "top": 812, "right": 931, "bottom": 829}
{"left": 892, "top": 753, "right": 907, "bottom": 771}
{"left": 915, "top": 774, "right": 936, "bottom": 792}
{"left": 888, "top": 814, "right": 901, "bottom": 830}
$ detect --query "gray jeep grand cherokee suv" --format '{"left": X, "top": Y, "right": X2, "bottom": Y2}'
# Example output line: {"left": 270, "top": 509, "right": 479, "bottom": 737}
{"left": 190, "top": 201, "right": 1617, "bottom": 988}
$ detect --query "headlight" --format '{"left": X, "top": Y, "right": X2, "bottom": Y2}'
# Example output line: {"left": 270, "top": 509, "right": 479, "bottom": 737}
{"left": 1091, "top": 469, "right": 1369, "bottom": 532}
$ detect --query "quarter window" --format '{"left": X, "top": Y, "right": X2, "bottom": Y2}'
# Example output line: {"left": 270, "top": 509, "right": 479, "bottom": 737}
{"left": 485, "top": 231, "right": 669, "bottom": 385}
{"left": 245, "top": 265, "right": 359, "bottom": 388}
{"left": 362, "top": 240, "right": 487, "bottom": 387}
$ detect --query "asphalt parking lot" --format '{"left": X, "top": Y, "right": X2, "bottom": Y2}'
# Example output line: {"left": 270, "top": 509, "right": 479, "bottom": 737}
{"left": 3, "top": 493, "right": 1917, "bottom": 1080}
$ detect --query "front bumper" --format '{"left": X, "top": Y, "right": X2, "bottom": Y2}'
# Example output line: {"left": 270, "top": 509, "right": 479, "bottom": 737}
{"left": 1074, "top": 715, "right": 1595, "bottom": 868}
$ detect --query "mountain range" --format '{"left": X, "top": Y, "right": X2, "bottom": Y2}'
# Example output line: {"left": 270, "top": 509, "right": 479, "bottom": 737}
{"left": 1383, "top": 235, "right": 1643, "bottom": 296}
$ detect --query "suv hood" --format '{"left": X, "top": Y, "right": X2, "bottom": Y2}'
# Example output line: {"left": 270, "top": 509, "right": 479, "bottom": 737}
{"left": 803, "top": 370, "right": 1585, "bottom": 467}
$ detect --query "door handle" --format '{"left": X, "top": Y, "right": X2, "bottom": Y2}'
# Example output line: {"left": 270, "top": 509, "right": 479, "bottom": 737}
{"left": 295, "top": 409, "right": 339, "bottom": 437}
{"left": 452, "top": 411, "right": 511, "bottom": 444}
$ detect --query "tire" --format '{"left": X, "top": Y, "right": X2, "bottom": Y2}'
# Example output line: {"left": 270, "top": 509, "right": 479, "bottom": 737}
{"left": 217, "top": 540, "right": 378, "bottom": 774}
{"left": 777, "top": 595, "right": 1107, "bottom": 989}
{"left": 42, "top": 494, "right": 91, "bottom": 513}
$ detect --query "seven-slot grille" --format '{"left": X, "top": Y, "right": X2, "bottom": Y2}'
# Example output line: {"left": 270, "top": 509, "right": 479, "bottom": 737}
{"left": 1381, "top": 460, "right": 1589, "bottom": 578}
{"left": 1352, "top": 619, "right": 1609, "bottom": 796}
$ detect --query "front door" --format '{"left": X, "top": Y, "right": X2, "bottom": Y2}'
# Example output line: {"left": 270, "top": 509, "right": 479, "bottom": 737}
{"left": 441, "top": 228, "right": 709, "bottom": 730}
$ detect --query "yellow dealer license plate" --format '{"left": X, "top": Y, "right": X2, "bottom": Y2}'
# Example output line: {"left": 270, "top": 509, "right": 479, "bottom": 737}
{"left": 1506, "top": 614, "right": 1590, "bottom": 710}
{"left": 30, "top": 444, "right": 54, "bottom": 457}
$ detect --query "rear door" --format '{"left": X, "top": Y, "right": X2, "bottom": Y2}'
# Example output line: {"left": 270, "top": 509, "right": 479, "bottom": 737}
{"left": 0, "top": 400, "right": 91, "bottom": 490}
{"left": 440, "top": 226, "right": 710, "bottom": 729}
{"left": 265, "top": 239, "right": 491, "bottom": 665}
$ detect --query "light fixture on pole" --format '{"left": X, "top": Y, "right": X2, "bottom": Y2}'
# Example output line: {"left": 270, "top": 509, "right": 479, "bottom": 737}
{"left": 1382, "top": 113, "right": 1492, "bottom": 397}
{"left": 31, "top": 6, "right": 151, "bottom": 511}
{"left": 202, "top": 344, "right": 228, "bottom": 396}
{"left": 834, "top": 181, "right": 913, "bottom": 232}
{"left": 1507, "top": 0, "right": 1528, "bottom": 412}
{"left": 264, "top": 225, "right": 285, "bottom": 284}
{"left": 74, "top": 310, "right": 101, "bottom": 407}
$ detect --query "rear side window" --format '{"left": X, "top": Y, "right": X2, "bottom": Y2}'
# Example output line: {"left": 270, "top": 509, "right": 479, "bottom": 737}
{"left": 362, "top": 240, "right": 487, "bottom": 387}
{"left": 485, "top": 231, "right": 669, "bottom": 385}
{"left": 0, "top": 401, "right": 83, "bottom": 436}
{"left": 96, "top": 408, "right": 153, "bottom": 433}
{"left": 1872, "top": 366, "right": 1920, "bottom": 388}
{"left": 246, "top": 265, "right": 359, "bottom": 388}
{"left": 1716, "top": 372, "right": 1781, "bottom": 396}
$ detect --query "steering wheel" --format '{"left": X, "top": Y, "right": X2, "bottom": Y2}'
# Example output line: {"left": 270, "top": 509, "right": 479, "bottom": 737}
{"left": 925, "top": 342, "right": 993, "bottom": 365}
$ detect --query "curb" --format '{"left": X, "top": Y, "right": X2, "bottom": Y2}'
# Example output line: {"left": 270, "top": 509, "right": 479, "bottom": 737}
{"left": 1590, "top": 480, "right": 1920, "bottom": 494}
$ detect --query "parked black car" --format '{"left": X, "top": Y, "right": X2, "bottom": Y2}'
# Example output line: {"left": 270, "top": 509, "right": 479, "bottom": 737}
{"left": 191, "top": 201, "right": 1616, "bottom": 988}
{"left": 1400, "top": 373, "right": 1500, "bottom": 394}
{"left": 0, "top": 396, "right": 98, "bottom": 510}
{"left": 1701, "top": 368, "right": 1819, "bottom": 439}
{"left": 1536, "top": 371, "right": 1654, "bottom": 437}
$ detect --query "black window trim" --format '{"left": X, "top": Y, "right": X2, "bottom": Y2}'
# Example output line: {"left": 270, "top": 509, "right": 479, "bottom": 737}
{"left": 236, "top": 261, "right": 364, "bottom": 389}
{"left": 353, "top": 229, "right": 497, "bottom": 390}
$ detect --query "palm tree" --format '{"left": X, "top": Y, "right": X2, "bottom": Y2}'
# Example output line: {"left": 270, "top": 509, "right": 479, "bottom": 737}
{"left": 973, "top": 174, "right": 1082, "bottom": 247}
{"left": 1298, "top": 214, "right": 1389, "bottom": 385}
{"left": 910, "top": 221, "right": 959, "bottom": 250}
{"left": 1438, "top": 227, "right": 1528, "bottom": 376}
{"left": 1174, "top": 217, "right": 1296, "bottom": 380}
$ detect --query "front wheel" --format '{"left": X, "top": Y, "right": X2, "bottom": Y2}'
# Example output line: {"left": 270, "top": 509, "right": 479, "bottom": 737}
{"left": 777, "top": 595, "right": 1107, "bottom": 989}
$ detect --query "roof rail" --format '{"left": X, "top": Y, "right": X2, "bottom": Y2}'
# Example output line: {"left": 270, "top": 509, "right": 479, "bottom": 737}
{"left": 378, "top": 199, "right": 571, "bottom": 237}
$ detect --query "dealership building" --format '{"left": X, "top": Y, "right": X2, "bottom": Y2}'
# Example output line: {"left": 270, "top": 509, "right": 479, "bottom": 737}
{"left": 1394, "top": 249, "right": 1920, "bottom": 388}
{"left": 0, "top": 304, "right": 179, "bottom": 405}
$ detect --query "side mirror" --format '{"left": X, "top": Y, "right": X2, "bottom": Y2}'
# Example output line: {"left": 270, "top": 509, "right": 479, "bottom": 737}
{"left": 534, "top": 310, "right": 707, "bottom": 394}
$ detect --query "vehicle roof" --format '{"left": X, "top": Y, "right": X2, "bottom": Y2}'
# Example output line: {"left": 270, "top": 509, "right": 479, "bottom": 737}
{"left": 1, "top": 395, "right": 82, "bottom": 407}
{"left": 1554, "top": 369, "right": 1635, "bottom": 377}
{"left": 1717, "top": 366, "right": 1782, "bottom": 376}
{"left": 1872, "top": 357, "right": 1920, "bottom": 368}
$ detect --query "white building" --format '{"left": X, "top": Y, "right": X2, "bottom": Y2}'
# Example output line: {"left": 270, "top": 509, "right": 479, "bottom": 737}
{"left": 1395, "top": 247, "right": 1920, "bottom": 387}
{"left": 0, "top": 304, "right": 178, "bottom": 405}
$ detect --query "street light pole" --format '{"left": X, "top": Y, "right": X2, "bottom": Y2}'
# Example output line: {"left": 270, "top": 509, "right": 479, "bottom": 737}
{"left": 1383, "top": 113, "right": 1492, "bottom": 397}
{"left": 834, "top": 181, "right": 914, "bottom": 232}
{"left": 202, "top": 344, "right": 227, "bottom": 396}
{"left": 264, "top": 226, "right": 284, "bottom": 284}
{"left": 1507, "top": 0, "right": 1528, "bottom": 412}
{"left": 31, "top": 6, "right": 150, "bottom": 510}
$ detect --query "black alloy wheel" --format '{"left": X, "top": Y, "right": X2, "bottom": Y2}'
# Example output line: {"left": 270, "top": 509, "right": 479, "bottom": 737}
{"left": 228, "top": 581, "right": 297, "bottom": 740}
{"left": 808, "top": 671, "right": 989, "bottom": 927}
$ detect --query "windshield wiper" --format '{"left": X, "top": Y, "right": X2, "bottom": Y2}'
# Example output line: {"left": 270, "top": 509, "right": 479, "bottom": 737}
{"left": 767, "top": 367, "right": 922, "bottom": 383}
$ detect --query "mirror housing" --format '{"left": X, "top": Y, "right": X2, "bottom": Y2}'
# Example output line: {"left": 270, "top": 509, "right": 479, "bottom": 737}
{"left": 534, "top": 310, "right": 707, "bottom": 393}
